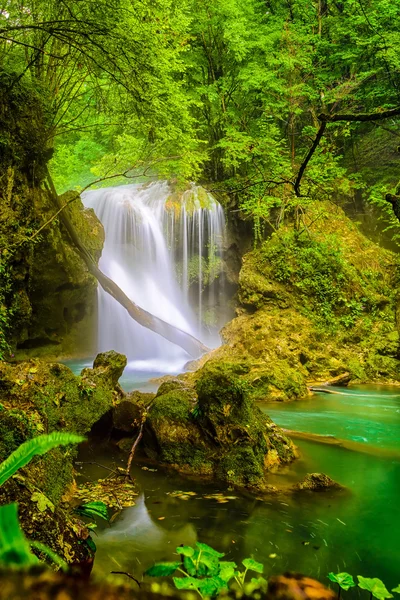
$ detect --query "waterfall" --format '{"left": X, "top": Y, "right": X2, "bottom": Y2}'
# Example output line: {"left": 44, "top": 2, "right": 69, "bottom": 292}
{"left": 83, "top": 181, "right": 225, "bottom": 373}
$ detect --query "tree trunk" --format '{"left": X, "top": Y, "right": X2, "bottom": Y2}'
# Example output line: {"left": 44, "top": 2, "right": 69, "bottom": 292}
{"left": 45, "top": 172, "right": 210, "bottom": 359}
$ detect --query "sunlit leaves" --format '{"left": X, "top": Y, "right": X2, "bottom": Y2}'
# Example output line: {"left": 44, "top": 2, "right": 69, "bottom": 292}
{"left": 242, "top": 558, "right": 264, "bottom": 574}
{"left": 145, "top": 541, "right": 265, "bottom": 597}
{"left": 357, "top": 577, "right": 394, "bottom": 600}
{"left": 0, "top": 504, "right": 39, "bottom": 568}
{"left": 328, "top": 572, "right": 356, "bottom": 591}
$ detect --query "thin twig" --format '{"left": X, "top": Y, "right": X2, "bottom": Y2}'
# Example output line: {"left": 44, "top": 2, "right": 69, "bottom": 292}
{"left": 126, "top": 421, "right": 145, "bottom": 478}
{"left": 111, "top": 571, "right": 141, "bottom": 586}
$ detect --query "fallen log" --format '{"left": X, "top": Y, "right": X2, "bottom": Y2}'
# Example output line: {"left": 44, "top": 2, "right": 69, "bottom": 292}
{"left": 45, "top": 171, "right": 210, "bottom": 359}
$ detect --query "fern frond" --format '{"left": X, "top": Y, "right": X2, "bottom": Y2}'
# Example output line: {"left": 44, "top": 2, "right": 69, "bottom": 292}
{"left": 0, "top": 432, "right": 85, "bottom": 486}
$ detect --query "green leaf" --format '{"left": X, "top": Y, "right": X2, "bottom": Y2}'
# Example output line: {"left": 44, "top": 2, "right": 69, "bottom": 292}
{"left": 199, "top": 553, "right": 220, "bottom": 575}
{"left": 242, "top": 558, "right": 264, "bottom": 574}
{"left": 74, "top": 501, "right": 109, "bottom": 521}
{"left": 173, "top": 577, "right": 200, "bottom": 590}
{"left": 197, "top": 576, "right": 228, "bottom": 596}
{"left": 183, "top": 554, "right": 197, "bottom": 576}
{"left": 195, "top": 542, "right": 224, "bottom": 557}
{"left": 0, "top": 433, "right": 85, "bottom": 486}
{"left": 219, "top": 562, "right": 237, "bottom": 583}
{"left": 85, "top": 536, "right": 96, "bottom": 554}
{"left": 392, "top": 586, "right": 400, "bottom": 594}
{"left": 251, "top": 577, "right": 268, "bottom": 586}
{"left": 328, "top": 572, "right": 356, "bottom": 591}
{"left": 176, "top": 545, "right": 195, "bottom": 557}
{"left": 145, "top": 562, "right": 181, "bottom": 577}
{"left": 0, "top": 503, "right": 38, "bottom": 568}
{"left": 29, "top": 541, "right": 68, "bottom": 572}
{"left": 358, "top": 577, "right": 394, "bottom": 600}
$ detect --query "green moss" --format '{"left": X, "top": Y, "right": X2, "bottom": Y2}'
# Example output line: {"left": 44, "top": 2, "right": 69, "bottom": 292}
{"left": 30, "top": 448, "right": 75, "bottom": 505}
{"left": 217, "top": 446, "right": 264, "bottom": 487}
{"left": 150, "top": 390, "right": 192, "bottom": 422}
{"left": 0, "top": 409, "right": 35, "bottom": 460}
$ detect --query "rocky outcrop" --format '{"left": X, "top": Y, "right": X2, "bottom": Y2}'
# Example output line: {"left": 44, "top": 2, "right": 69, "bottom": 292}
{"left": 190, "top": 202, "right": 400, "bottom": 401}
{"left": 142, "top": 361, "right": 296, "bottom": 490}
{"left": 0, "top": 70, "right": 104, "bottom": 360}
{"left": 0, "top": 351, "right": 127, "bottom": 564}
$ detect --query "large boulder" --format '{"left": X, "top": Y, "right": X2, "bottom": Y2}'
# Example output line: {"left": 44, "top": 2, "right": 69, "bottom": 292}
{"left": 198, "top": 203, "right": 400, "bottom": 401}
{"left": 142, "top": 361, "right": 296, "bottom": 490}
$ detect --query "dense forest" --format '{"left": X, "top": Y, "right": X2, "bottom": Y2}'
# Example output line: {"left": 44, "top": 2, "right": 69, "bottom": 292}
{"left": 0, "top": 0, "right": 400, "bottom": 598}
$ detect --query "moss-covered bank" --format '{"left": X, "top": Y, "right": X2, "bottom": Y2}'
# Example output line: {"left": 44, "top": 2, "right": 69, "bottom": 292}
{"left": 0, "top": 350, "right": 126, "bottom": 564}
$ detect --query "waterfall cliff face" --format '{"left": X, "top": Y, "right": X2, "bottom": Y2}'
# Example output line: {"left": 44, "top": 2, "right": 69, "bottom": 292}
{"left": 83, "top": 182, "right": 225, "bottom": 372}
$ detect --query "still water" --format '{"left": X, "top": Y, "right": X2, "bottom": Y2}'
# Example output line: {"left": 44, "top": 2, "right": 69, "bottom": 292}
{"left": 74, "top": 379, "right": 400, "bottom": 590}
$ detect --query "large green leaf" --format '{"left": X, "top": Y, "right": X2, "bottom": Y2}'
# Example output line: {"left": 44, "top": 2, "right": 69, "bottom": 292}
{"left": 195, "top": 542, "right": 224, "bottom": 557}
{"left": 0, "top": 503, "right": 38, "bottom": 568}
{"left": 358, "top": 577, "right": 393, "bottom": 600}
{"left": 0, "top": 432, "right": 85, "bottom": 486}
{"left": 176, "top": 545, "right": 195, "bottom": 558}
{"left": 328, "top": 572, "right": 356, "bottom": 591}
{"left": 74, "top": 501, "right": 109, "bottom": 521}
{"left": 145, "top": 562, "right": 181, "bottom": 577}
{"left": 196, "top": 576, "right": 228, "bottom": 597}
{"left": 183, "top": 554, "right": 197, "bottom": 576}
{"left": 242, "top": 558, "right": 264, "bottom": 574}
{"left": 219, "top": 561, "right": 237, "bottom": 583}
{"left": 199, "top": 552, "right": 220, "bottom": 575}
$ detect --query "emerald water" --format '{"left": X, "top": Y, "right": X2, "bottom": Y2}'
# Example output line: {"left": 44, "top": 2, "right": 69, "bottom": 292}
{"left": 73, "top": 375, "right": 400, "bottom": 590}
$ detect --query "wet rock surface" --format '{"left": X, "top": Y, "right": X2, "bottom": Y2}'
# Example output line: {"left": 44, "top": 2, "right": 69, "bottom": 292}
{"left": 294, "top": 473, "right": 343, "bottom": 491}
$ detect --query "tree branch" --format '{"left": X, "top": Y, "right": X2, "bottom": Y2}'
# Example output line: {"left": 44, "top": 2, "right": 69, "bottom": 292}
{"left": 294, "top": 106, "right": 400, "bottom": 196}
{"left": 294, "top": 121, "right": 326, "bottom": 197}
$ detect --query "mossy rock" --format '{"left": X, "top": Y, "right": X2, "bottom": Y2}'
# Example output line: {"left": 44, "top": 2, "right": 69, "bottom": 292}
{"left": 294, "top": 473, "right": 343, "bottom": 491}
{"left": 143, "top": 361, "right": 296, "bottom": 490}
{"left": 0, "top": 352, "right": 127, "bottom": 559}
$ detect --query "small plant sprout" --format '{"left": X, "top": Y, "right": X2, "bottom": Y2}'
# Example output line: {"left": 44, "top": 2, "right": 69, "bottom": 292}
{"left": 357, "top": 576, "right": 394, "bottom": 600}
{"left": 328, "top": 572, "right": 356, "bottom": 599}
{"left": 392, "top": 587, "right": 400, "bottom": 595}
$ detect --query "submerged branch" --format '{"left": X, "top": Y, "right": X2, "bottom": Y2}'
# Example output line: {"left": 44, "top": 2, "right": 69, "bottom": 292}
{"left": 44, "top": 169, "right": 210, "bottom": 358}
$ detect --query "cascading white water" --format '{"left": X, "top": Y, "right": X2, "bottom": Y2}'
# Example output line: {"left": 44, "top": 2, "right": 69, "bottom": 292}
{"left": 83, "top": 181, "right": 225, "bottom": 373}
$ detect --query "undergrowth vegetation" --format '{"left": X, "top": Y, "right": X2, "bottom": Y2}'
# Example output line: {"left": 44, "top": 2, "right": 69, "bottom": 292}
{"left": 260, "top": 230, "right": 391, "bottom": 331}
